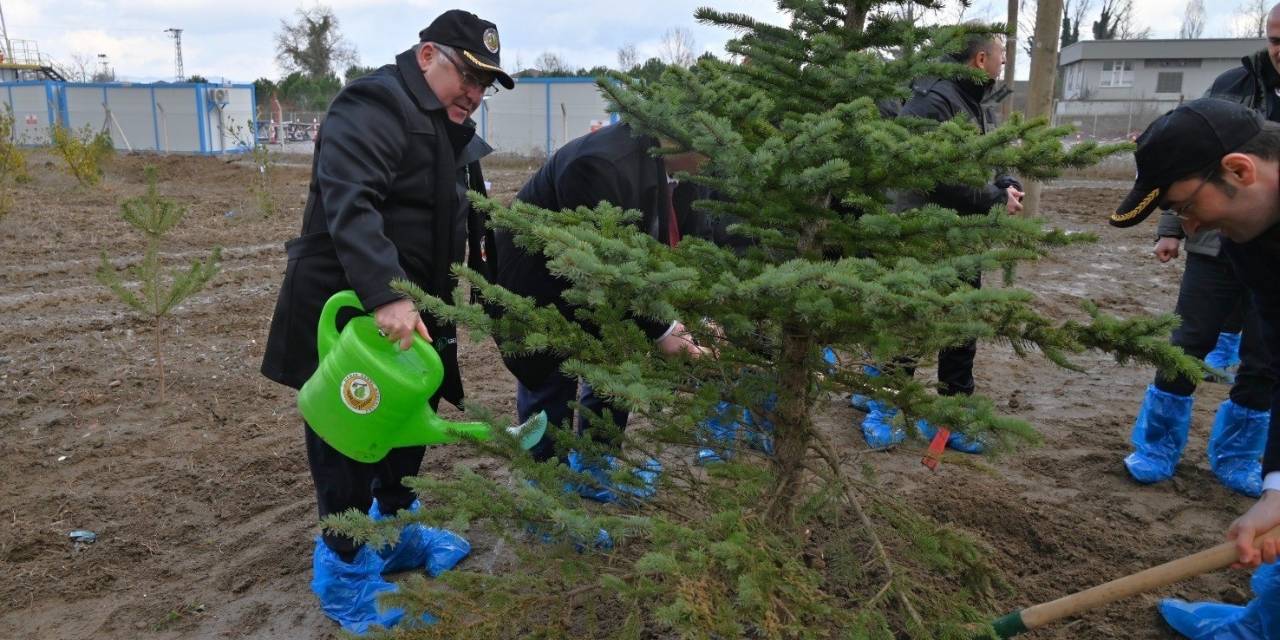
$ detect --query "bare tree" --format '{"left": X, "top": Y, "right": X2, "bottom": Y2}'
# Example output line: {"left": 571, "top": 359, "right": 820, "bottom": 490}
{"left": 1180, "top": 0, "right": 1206, "bottom": 38}
{"left": 1094, "top": 0, "right": 1149, "bottom": 40}
{"left": 1234, "top": 0, "right": 1268, "bottom": 37}
{"left": 1116, "top": 0, "right": 1151, "bottom": 39}
{"left": 534, "top": 51, "right": 570, "bottom": 75}
{"left": 65, "top": 52, "right": 93, "bottom": 82}
{"left": 617, "top": 43, "right": 639, "bottom": 71}
{"left": 659, "top": 28, "right": 697, "bottom": 68}
{"left": 275, "top": 5, "right": 358, "bottom": 79}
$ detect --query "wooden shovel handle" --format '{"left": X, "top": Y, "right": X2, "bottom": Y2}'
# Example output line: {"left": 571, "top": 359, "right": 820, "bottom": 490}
{"left": 1019, "top": 524, "right": 1280, "bottom": 631}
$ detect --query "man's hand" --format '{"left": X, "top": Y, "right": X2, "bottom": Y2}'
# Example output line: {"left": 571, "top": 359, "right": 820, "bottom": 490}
{"left": 657, "top": 321, "right": 710, "bottom": 358}
{"left": 1005, "top": 186, "right": 1025, "bottom": 214}
{"left": 374, "top": 298, "right": 431, "bottom": 350}
{"left": 1228, "top": 490, "right": 1280, "bottom": 568}
{"left": 1154, "top": 237, "right": 1181, "bottom": 263}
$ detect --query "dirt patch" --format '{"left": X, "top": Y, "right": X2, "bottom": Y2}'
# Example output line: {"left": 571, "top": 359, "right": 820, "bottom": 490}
{"left": 0, "top": 154, "right": 1248, "bottom": 639}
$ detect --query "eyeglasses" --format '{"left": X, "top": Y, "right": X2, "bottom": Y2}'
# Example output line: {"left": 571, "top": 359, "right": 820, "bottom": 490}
{"left": 437, "top": 46, "right": 499, "bottom": 96}
{"left": 1165, "top": 176, "right": 1210, "bottom": 221}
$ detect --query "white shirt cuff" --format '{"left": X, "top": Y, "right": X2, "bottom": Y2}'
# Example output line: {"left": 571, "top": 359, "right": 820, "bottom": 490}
{"left": 656, "top": 321, "right": 679, "bottom": 342}
{"left": 1264, "top": 472, "right": 1280, "bottom": 495}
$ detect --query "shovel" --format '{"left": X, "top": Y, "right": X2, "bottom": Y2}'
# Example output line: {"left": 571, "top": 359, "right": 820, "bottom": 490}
{"left": 987, "top": 524, "right": 1280, "bottom": 638}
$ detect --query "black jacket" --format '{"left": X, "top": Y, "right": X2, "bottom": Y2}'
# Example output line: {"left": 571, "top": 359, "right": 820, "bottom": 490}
{"left": 260, "top": 47, "right": 491, "bottom": 405}
{"left": 1206, "top": 50, "right": 1280, "bottom": 116}
{"left": 493, "top": 122, "right": 736, "bottom": 387}
{"left": 895, "top": 75, "right": 1020, "bottom": 215}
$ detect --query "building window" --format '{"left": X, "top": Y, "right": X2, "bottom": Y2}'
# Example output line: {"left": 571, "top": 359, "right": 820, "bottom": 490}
{"left": 1156, "top": 72, "right": 1183, "bottom": 94}
{"left": 1100, "top": 60, "right": 1134, "bottom": 87}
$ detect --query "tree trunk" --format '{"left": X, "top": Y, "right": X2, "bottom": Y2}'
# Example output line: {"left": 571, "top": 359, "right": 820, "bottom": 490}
{"left": 1021, "top": 0, "right": 1065, "bottom": 216}
{"left": 767, "top": 327, "right": 815, "bottom": 526}
{"left": 1001, "top": 0, "right": 1019, "bottom": 120}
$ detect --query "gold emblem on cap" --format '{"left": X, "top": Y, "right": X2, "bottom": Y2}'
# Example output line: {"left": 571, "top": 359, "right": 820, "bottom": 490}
{"left": 1111, "top": 187, "right": 1160, "bottom": 223}
{"left": 483, "top": 27, "right": 499, "bottom": 54}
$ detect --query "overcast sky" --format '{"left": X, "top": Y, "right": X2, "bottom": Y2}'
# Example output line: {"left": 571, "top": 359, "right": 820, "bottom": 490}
{"left": 0, "top": 0, "right": 1262, "bottom": 84}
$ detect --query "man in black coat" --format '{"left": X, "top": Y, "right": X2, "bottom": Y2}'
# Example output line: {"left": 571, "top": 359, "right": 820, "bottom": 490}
{"left": 493, "top": 122, "right": 712, "bottom": 468}
{"left": 1118, "top": 11, "right": 1280, "bottom": 496}
{"left": 258, "top": 10, "right": 513, "bottom": 634}
{"left": 860, "top": 31, "right": 1024, "bottom": 453}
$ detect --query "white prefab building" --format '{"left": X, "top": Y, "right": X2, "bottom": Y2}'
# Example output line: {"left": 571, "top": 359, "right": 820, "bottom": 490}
{"left": 1057, "top": 38, "right": 1265, "bottom": 137}
{"left": 1, "top": 80, "right": 256, "bottom": 153}
{"left": 476, "top": 77, "right": 617, "bottom": 157}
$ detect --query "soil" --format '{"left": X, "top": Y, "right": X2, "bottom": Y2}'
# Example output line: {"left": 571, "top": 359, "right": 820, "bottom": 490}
{"left": 0, "top": 152, "right": 1253, "bottom": 639}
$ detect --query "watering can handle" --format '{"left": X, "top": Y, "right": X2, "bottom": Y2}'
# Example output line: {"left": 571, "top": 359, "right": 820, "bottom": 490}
{"left": 317, "top": 290, "right": 366, "bottom": 360}
{"left": 315, "top": 290, "right": 445, "bottom": 385}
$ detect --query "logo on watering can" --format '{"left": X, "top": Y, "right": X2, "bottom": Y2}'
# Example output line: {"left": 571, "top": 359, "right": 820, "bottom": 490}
{"left": 340, "top": 372, "right": 380, "bottom": 414}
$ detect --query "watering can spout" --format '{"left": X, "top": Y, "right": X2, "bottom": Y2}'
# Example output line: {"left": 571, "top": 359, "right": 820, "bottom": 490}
{"left": 298, "top": 290, "right": 548, "bottom": 462}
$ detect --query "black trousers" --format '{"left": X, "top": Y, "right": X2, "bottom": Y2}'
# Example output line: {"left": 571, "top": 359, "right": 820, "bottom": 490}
{"left": 1155, "top": 252, "right": 1273, "bottom": 410}
{"left": 304, "top": 420, "right": 427, "bottom": 560}
{"left": 516, "top": 371, "right": 629, "bottom": 462}
{"left": 900, "top": 273, "right": 980, "bottom": 397}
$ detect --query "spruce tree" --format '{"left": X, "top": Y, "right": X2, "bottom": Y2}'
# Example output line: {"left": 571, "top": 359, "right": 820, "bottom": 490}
{"left": 328, "top": 2, "right": 1203, "bottom": 637}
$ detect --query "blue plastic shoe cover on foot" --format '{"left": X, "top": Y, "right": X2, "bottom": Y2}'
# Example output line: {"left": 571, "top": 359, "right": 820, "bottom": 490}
{"left": 850, "top": 365, "right": 881, "bottom": 411}
{"left": 861, "top": 400, "right": 905, "bottom": 448}
{"left": 916, "top": 418, "right": 985, "bottom": 454}
{"left": 1205, "top": 332, "right": 1243, "bottom": 370}
{"left": 1124, "top": 385, "right": 1194, "bottom": 484}
{"left": 311, "top": 538, "right": 436, "bottom": 634}
{"left": 367, "top": 499, "right": 471, "bottom": 576}
{"left": 1159, "top": 562, "right": 1280, "bottom": 639}
{"left": 566, "top": 451, "right": 662, "bottom": 503}
{"left": 1208, "top": 400, "right": 1269, "bottom": 498}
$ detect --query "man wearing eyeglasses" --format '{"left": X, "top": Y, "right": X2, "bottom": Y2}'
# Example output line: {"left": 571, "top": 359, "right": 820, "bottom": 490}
{"left": 1119, "top": 13, "right": 1280, "bottom": 500}
{"left": 259, "top": 9, "right": 513, "bottom": 635}
{"left": 1109, "top": 97, "right": 1280, "bottom": 638}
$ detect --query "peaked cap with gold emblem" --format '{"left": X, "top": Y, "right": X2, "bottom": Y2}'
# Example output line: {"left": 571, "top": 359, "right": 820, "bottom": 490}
{"left": 1111, "top": 98, "right": 1262, "bottom": 228}
{"left": 419, "top": 9, "right": 514, "bottom": 90}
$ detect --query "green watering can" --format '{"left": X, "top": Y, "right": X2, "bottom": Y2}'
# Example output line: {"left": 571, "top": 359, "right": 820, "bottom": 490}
{"left": 298, "top": 289, "right": 546, "bottom": 463}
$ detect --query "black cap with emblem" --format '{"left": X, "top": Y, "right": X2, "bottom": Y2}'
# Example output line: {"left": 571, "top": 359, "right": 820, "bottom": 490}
{"left": 1111, "top": 98, "right": 1263, "bottom": 228}
{"left": 419, "top": 9, "right": 514, "bottom": 90}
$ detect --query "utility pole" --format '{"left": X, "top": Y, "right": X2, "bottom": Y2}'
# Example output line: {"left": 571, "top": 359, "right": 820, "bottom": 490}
{"left": 0, "top": 0, "right": 12, "bottom": 62}
{"left": 165, "top": 28, "right": 184, "bottom": 82}
{"left": 1001, "top": 0, "right": 1018, "bottom": 120}
{"left": 1020, "top": 0, "right": 1065, "bottom": 217}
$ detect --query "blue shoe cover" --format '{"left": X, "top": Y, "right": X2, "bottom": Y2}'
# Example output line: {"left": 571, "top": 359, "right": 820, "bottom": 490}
{"left": 741, "top": 397, "right": 776, "bottom": 456}
{"left": 1205, "top": 332, "right": 1243, "bottom": 370}
{"left": 566, "top": 451, "right": 662, "bottom": 503}
{"left": 1208, "top": 400, "right": 1268, "bottom": 498}
{"left": 695, "top": 448, "right": 723, "bottom": 464}
{"left": 916, "top": 418, "right": 985, "bottom": 454}
{"left": 1124, "top": 385, "right": 1194, "bottom": 484}
{"left": 850, "top": 365, "right": 881, "bottom": 411}
{"left": 861, "top": 400, "right": 905, "bottom": 448}
{"left": 525, "top": 522, "right": 614, "bottom": 552}
{"left": 1159, "top": 562, "right": 1280, "bottom": 639}
{"left": 311, "top": 538, "right": 434, "bottom": 634}
{"left": 850, "top": 393, "right": 872, "bottom": 412}
{"left": 822, "top": 347, "right": 838, "bottom": 372}
{"left": 368, "top": 500, "right": 471, "bottom": 576}
{"left": 696, "top": 401, "right": 740, "bottom": 464}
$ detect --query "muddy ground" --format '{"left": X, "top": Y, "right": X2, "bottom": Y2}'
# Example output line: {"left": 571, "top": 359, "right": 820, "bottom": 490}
{"left": 0, "top": 151, "right": 1255, "bottom": 639}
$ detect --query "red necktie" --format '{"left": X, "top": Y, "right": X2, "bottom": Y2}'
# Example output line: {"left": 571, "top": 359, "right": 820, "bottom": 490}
{"left": 666, "top": 182, "right": 681, "bottom": 247}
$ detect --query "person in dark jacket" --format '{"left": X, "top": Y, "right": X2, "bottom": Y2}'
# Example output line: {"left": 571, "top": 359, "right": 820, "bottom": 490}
{"left": 860, "top": 31, "right": 1023, "bottom": 453}
{"left": 258, "top": 10, "right": 513, "bottom": 634}
{"left": 1107, "top": 97, "right": 1280, "bottom": 640}
{"left": 493, "top": 122, "right": 712, "bottom": 474}
{"left": 1120, "top": 17, "right": 1280, "bottom": 497}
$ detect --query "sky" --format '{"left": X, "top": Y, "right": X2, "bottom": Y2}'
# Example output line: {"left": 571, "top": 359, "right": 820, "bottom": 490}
{"left": 0, "top": 0, "right": 1263, "bottom": 85}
